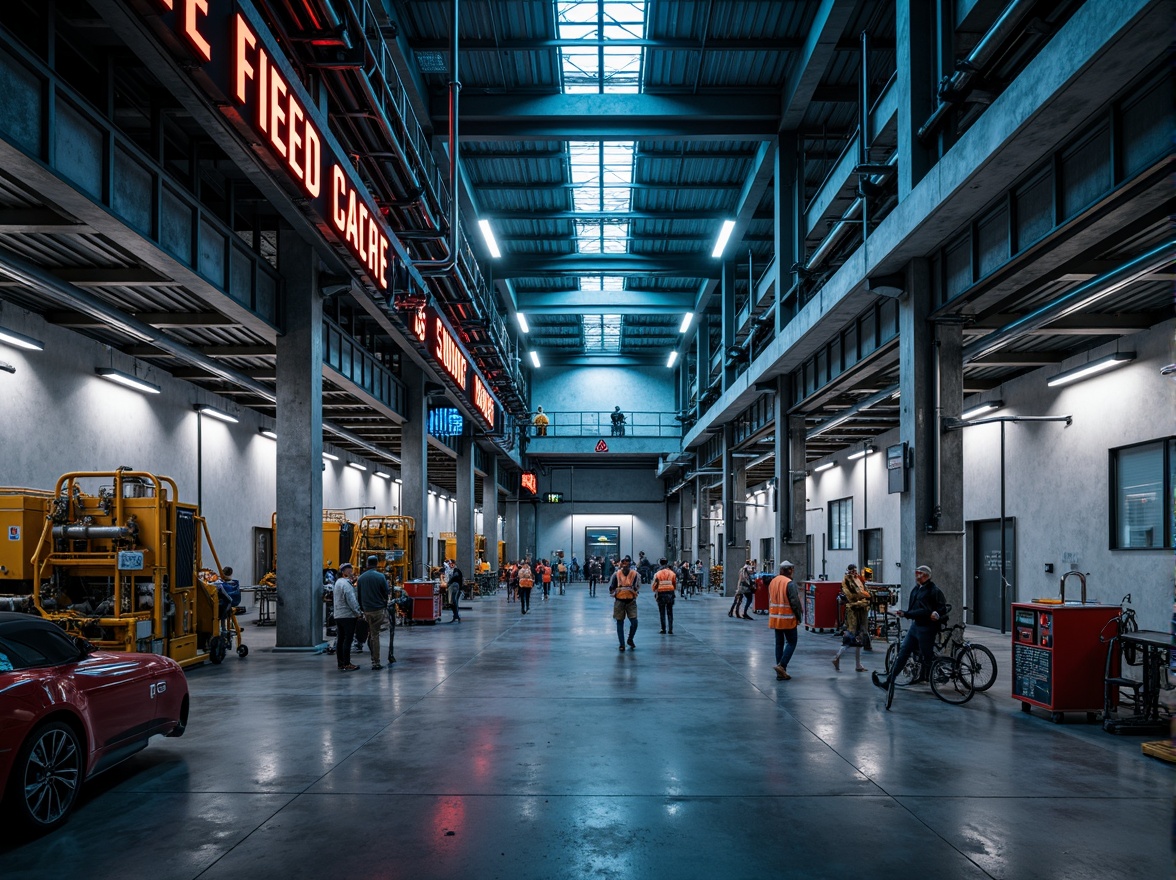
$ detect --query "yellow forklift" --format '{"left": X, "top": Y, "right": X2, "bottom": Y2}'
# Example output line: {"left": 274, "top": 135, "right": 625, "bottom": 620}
{"left": 28, "top": 469, "right": 245, "bottom": 667}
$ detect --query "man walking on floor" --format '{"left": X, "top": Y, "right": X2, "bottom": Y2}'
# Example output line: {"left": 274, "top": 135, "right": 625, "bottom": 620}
{"left": 609, "top": 555, "right": 640, "bottom": 651}
{"left": 769, "top": 561, "right": 802, "bottom": 680}
{"left": 356, "top": 555, "right": 390, "bottom": 670}
{"left": 652, "top": 557, "right": 677, "bottom": 634}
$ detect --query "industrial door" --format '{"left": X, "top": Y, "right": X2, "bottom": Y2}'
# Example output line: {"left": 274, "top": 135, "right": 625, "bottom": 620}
{"left": 859, "top": 528, "right": 882, "bottom": 578}
{"left": 970, "top": 518, "right": 1016, "bottom": 630}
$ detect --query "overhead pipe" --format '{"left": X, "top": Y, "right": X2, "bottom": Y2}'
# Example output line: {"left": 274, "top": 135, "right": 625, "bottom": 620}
{"left": 413, "top": 0, "right": 461, "bottom": 276}
{"left": 963, "top": 241, "right": 1176, "bottom": 362}
{"left": 917, "top": 0, "right": 1041, "bottom": 142}
{"left": 803, "top": 155, "right": 896, "bottom": 273}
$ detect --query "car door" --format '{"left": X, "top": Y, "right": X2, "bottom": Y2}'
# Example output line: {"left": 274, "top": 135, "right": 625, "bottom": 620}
{"left": 69, "top": 645, "right": 159, "bottom": 757}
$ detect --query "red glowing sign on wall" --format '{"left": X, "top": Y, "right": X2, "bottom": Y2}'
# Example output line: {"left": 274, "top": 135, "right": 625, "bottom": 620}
{"left": 520, "top": 472, "right": 537, "bottom": 496}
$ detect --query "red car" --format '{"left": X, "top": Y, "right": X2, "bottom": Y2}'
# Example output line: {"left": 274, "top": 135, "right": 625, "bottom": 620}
{"left": 0, "top": 612, "right": 189, "bottom": 832}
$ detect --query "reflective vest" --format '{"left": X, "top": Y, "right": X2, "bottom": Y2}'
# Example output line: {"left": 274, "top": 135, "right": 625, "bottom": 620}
{"left": 612, "top": 569, "right": 639, "bottom": 600}
{"left": 652, "top": 568, "right": 677, "bottom": 592}
{"left": 768, "top": 575, "right": 796, "bottom": 630}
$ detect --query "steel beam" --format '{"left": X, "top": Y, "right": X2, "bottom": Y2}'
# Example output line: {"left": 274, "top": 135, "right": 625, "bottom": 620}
{"left": 780, "top": 0, "right": 857, "bottom": 130}
{"left": 496, "top": 254, "right": 719, "bottom": 279}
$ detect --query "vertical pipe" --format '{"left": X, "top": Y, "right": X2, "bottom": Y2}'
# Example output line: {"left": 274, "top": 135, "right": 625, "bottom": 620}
{"left": 414, "top": 0, "right": 460, "bottom": 275}
{"left": 999, "top": 420, "right": 1007, "bottom": 634}
{"left": 859, "top": 30, "right": 870, "bottom": 243}
{"left": 932, "top": 335, "right": 942, "bottom": 528}
{"left": 196, "top": 412, "right": 203, "bottom": 513}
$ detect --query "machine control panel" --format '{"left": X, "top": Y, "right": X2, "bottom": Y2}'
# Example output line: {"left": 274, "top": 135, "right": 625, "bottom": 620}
{"left": 1014, "top": 608, "right": 1037, "bottom": 644}
{"left": 1038, "top": 611, "right": 1053, "bottom": 648}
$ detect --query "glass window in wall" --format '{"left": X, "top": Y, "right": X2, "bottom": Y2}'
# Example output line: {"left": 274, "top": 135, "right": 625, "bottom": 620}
{"left": 829, "top": 497, "right": 853, "bottom": 551}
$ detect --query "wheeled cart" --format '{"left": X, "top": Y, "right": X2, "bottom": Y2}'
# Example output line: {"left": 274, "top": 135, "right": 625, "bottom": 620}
{"left": 803, "top": 581, "right": 844, "bottom": 632}
{"left": 753, "top": 573, "right": 771, "bottom": 614}
{"left": 403, "top": 578, "right": 441, "bottom": 624}
{"left": 1012, "top": 601, "right": 1120, "bottom": 723}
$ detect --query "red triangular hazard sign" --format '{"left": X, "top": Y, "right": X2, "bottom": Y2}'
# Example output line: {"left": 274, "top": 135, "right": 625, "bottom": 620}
{"left": 595, "top": 439, "right": 609, "bottom": 452}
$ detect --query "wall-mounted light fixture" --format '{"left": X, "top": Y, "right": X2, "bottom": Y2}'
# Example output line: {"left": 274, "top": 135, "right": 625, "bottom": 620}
{"left": 347, "top": 461, "right": 367, "bottom": 472}
{"left": 393, "top": 477, "right": 403, "bottom": 484}
{"left": 1047, "top": 352, "right": 1135, "bottom": 387}
{"left": 259, "top": 428, "right": 278, "bottom": 440}
{"left": 194, "top": 404, "right": 238, "bottom": 423}
{"left": 97, "top": 367, "right": 160, "bottom": 395}
{"left": 322, "top": 452, "right": 339, "bottom": 462}
{"left": 813, "top": 461, "right": 837, "bottom": 473}
{"left": 0, "top": 326, "right": 44, "bottom": 351}
{"left": 961, "top": 400, "right": 1004, "bottom": 420}
{"left": 847, "top": 446, "right": 877, "bottom": 461}
{"left": 373, "top": 471, "right": 392, "bottom": 480}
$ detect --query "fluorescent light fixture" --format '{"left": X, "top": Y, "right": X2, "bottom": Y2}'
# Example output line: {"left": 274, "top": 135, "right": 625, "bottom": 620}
{"left": 516, "top": 312, "right": 530, "bottom": 333}
{"left": 961, "top": 400, "right": 1004, "bottom": 420}
{"left": 0, "top": 326, "right": 43, "bottom": 351}
{"left": 373, "top": 471, "right": 391, "bottom": 480}
{"left": 394, "top": 477, "right": 403, "bottom": 484}
{"left": 813, "top": 461, "right": 837, "bottom": 473}
{"left": 428, "top": 489, "right": 436, "bottom": 496}
{"left": 1047, "top": 352, "right": 1135, "bottom": 387}
{"left": 529, "top": 350, "right": 541, "bottom": 368}
{"left": 322, "top": 452, "right": 339, "bottom": 461}
{"left": 679, "top": 312, "right": 694, "bottom": 333}
{"left": 478, "top": 219, "right": 501, "bottom": 258}
{"left": 711, "top": 219, "right": 736, "bottom": 258}
{"left": 438, "top": 494, "right": 447, "bottom": 501}
{"left": 97, "top": 367, "right": 160, "bottom": 395}
{"left": 259, "top": 428, "right": 278, "bottom": 440}
{"left": 666, "top": 350, "right": 678, "bottom": 368}
{"left": 195, "top": 404, "right": 238, "bottom": 423}
{"left": 347, "top": 461, "right": 367, "bottom": 472}
{"left": 847, "top": 446, "right": 877, "bottom": 461}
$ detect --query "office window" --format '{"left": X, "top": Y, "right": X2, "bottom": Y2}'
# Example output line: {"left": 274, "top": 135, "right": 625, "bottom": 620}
{"left": 1110, "top": 438, "right": 1174, "bottom": 549}
{"left": 829, "top": 497, "right": 853, "bottom": 550}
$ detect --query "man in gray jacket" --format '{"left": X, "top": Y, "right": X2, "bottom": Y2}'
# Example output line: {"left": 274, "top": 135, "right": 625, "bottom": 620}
{"left": 332, "top": 562, "right": 361, "bottom": 671}
{"left": 356, "top": 555, "right": 390, "bottom": 670}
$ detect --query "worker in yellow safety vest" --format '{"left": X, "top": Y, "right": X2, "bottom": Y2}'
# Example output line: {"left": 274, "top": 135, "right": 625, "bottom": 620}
{"left": 652, "top": 558, "right": 678, "bottom": 635}
{"left": 609, "top": 556, "right": 641, "bottom": 652}
{"left": 768, "top": 561, "right": 802, "bottom": 680}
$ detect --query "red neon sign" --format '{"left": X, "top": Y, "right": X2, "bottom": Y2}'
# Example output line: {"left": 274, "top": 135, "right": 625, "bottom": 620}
{"left": 521, "top": 472, "right": 537, "bottom": 495}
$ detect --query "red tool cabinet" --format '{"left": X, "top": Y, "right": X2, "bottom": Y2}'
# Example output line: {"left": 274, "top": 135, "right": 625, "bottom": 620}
{"left": 403, "top": 579, "right": 441, "bottom": 623}
{"left": 1011, "top": 602, "right": 1120, "bottom": 722}
{"left": 803, "top": 581, "right": 844, "bottom": 633}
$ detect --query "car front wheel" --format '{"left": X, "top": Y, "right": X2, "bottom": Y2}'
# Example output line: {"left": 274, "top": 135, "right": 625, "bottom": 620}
{"left": 9, "top": 721, "right": 84, "bottom": 832}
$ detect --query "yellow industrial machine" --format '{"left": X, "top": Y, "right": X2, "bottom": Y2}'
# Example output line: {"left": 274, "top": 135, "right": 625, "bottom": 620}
{"left": 498, "top": 540, "right": 506, "bottom": 569}
{"left": 439, "top": 531, "right": 457, "bottom": 563}
{"left": 322, "top": 509, "right": 356, "bottom": 573}
{"left": 29, "top": 469, "right": 243, "bottom": 667}
{"left": 0, "top": 487, "right": 53, "bottom": 611}
{"left": 350, "top": 515, "right": 415, "bottom": 584}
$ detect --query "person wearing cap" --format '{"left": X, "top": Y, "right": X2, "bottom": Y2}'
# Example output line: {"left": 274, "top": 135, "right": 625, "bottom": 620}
{"left": 769, "top": 561, "right": 802, "bottom": 680}
{"left": 873, "top": 564, "right": 947, "bottom": 700}
{"left": 356, "top": 555, "right": 390, "bottom": 670}
{"left": 332, "top": 562, "right": 361, "bottom": 671}
{"left": 833, "top": 564, "right": 871, "bottom": 673}
{"left": 609, "top": 555, "right": 641, "bottom": 651}
{"left": 651, "top": 557, "right": 677, "bottom": 634}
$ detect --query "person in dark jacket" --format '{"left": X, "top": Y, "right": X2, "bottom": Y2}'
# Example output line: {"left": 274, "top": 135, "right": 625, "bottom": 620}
{"left": 447, "top": 560, "right": 463, "bottom": 623}
{"left": 356, "top": 555, "right": 391, "bottom": 670}
{"left": 873, "top": 564, "right": 946, "bottom": 697}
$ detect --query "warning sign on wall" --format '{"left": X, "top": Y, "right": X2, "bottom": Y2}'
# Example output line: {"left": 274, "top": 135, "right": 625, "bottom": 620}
{"left": 595, "top": 440, "right": 609, "bottom": 452}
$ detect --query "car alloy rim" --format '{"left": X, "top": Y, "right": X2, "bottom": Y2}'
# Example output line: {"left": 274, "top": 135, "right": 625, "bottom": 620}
{"left": 24, "top": 728, "right": 81, "bottom": 825}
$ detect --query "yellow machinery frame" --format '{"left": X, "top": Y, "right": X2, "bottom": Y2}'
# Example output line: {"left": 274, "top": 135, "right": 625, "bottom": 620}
{"left": 350, "top": 515, "right": 415, "bottom": 584}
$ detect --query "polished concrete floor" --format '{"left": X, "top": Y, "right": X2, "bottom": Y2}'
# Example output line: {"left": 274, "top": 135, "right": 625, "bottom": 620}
{"left": 2, "top": 588, "right": 1171, "bottom": 879}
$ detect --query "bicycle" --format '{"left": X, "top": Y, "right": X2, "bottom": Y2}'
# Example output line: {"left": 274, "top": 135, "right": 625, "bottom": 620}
{"left": 879, "top": 606, "right": 982, "bottom": 707}
{"left": 886, "top": 621, "right": 998, "bottom": 694}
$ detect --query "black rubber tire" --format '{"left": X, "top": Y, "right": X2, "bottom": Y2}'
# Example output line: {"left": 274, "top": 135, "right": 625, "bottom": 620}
{"left": 209, "top": 635, "right": 226, "bottom": 664}
{"left": 885, "top": 642, "right": 900, "bottom": 675}
{"left": 8, "top": 721, "right": 84, "bottom": 833}
{"left": 237, "top": 644, "right": 249, "bottom": 658}
{"left": 1051, "top": 712, "right": 1064, "bottom": 724}
{"left": 167, "top": 696, "right": 189, "bottom": 738}
{"left": 958, "top": 643, "right": 998, "bottom": 692}
{"left": 930, "top": 656, "right": 975, "bottom": 705}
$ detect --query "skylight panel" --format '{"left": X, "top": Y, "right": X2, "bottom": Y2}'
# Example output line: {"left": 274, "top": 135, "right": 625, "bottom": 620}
{"left": 557, "top": 1, "right": 646, "bottom": 95}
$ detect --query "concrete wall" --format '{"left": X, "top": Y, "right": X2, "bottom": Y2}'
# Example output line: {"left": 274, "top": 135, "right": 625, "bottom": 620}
{"left": 0, "top": 307, "right": 400, "bottom": 583}
{"left": 531, "top": 365, "right": 675, "bottom": 416}
{"left": 738, "top": 320, "right": 1176, "bottom": 631}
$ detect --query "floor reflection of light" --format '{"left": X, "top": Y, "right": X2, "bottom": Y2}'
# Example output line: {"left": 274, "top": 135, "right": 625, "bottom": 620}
{"left": 431, "top": 796, "right": 467, "bottom": 847}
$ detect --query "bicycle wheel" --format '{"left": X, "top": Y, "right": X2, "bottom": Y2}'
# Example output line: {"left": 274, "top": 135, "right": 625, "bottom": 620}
{"left": 957, "top": 643, "right": 998, "bottom": 692}
{"left": 885, "top": 642, "right": 900, "bottom": 673}
{"left": 1121, "top": 613, "right": 1140, "bottom": 666}
{"left": 893, "top": 653, "right": 919, "bottom": 687}
{"left": 930, "top": 656, "right": 975, "bottom": 705}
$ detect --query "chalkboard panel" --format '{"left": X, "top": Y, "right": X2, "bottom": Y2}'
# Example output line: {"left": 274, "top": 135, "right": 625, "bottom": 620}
{"left": 1013, "top": 644, "right": 1052, "bottom": 704}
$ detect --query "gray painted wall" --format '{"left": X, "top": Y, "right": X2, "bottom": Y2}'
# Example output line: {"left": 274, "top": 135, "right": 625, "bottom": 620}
{"left": 531, "top": 365, "right": 675, "bottom": 415}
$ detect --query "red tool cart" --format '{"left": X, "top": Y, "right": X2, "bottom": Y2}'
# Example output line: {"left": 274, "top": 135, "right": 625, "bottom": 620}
{"left": 753, "top": 572, "right": 772, "bottom": 614}
{"left": 1012, "top": 601, "right": 1121, "bottom": 723}
{"left": 403, "top": 578, "right": 441, "bottom": 624}
{"left": 803, "top": 581, "right": 845, "bottom": 633}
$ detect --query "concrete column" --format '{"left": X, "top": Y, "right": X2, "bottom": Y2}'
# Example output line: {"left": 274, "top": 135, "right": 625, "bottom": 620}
{"left": 455, "top": 426, "right": 475, "bottom": 576}
{"left": 679, "top": 481, "right": 694, "bottom": 563}
{"left": 274, "top": 227, "right": 323, "bottom": 650}
{"left": 720, "top": 261, "right": 736, "bottom": 393}
{"left": 695, "top": 313, "right": 712, "bottom": 417}
{"left": 786, "top": 412, "right": 808, "bottom": 585}
{"left": 400, "top": 361, "right": 429, "bottom": 579}
{"left": 503, "top": 497, "right": 519, "bottom": 562}
{"left": 482, "top": 456, "right": 499, "bottom": 570}
{"left": 899, "top": 259, "right": 963, "bottom": 613}
{"left": 896, "top": 0, "right": 935, "bottom": 197}
{"left": 693, "top": 475, "right": 707, "bottom": 573}
{"left": 774, "top": 134, "right": 799, "bottom": 335}
{"left": 721, "top": 423, "right": 747, "bottom": 596}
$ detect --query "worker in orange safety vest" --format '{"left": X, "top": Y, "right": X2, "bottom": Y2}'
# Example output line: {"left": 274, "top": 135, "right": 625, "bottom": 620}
{"left": 609, "top": 556, "right": 641, "bottom": 651}
{"left": 768, "top": 561, "right": 802, "bottom": 680}
{"left": 651, "top": 558, "right": 678, "bottom": 635}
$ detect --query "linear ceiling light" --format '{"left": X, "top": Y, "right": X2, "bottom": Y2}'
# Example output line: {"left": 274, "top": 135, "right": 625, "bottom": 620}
{"left": 679, "top": 312, "right": 694, "bottom": 333}
{"left": 195, "top": 404, "right": 238, "bottom": 423}
{"left": 813, "top": 461, "right": 837, "bottom": 473}
{"left": 478, "top": 219, "right": 501, "bottom": 258}
{"left": 960, "top": 400, "right": 1004, "bottom": 420}
{"left": 259, "top": 428, "right": 277, "bottom": 440}
{"left": 0, "top": 326, "right": 44, "bottom": 351}
{"left": 373, "top": 471, "right": 392, "bottom": 480}
{"left": 516, "top": 312, "right": 530, "bottom": 333}
{"left": 1047, "top": 353, "right": 1135, "bottom": 387}
{"left": 529, "top": 350, "right": 541, "bottom": 368}
{"left": 322, "top": 452, "right": 339, "bottom": 461}
{"left": 847, "top": 446, "right": 877, "bottom": 461}
{"left": 394, "top": 477, "right": 403, "bottom": 484}
{"left": 711, "top": 219, "right": 736, "bottom": 258}
{"left": 666, "top": 350, "right": 678, "bottom": 368}
{"left": 347, "top": 461, "right": 367, "bottom": 472}
{"left": 97, "top": 367, "right": 160, "bottom": 395}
